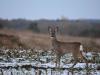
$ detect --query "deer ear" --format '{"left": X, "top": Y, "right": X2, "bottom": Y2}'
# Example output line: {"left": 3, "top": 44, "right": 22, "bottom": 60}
{"left": 48, "top": 26, "right": 52, "bottom": 32}
{"left": 55, "top": 26, "right": 59, "bottom": 32}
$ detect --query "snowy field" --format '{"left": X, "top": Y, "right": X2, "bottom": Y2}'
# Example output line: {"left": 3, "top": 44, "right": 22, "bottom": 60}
{"left": 0, "top": 62, "right": 100, "bottom": 75}
{"left": 0, "top": 68, "right": 100, "bottom": 75}
{"left": 0, "top": 59, "right": 100, "bottom": 75}
{"left": 0, "top": 48, "right": 100, "bottom": 75}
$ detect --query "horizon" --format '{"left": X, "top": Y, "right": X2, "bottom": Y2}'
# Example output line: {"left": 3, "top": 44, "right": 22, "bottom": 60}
{"left": 0, "top": 0, "right": 100, "bottom": 20}
{"left": 0, "top": 17, "right": 100, "bottom": 21}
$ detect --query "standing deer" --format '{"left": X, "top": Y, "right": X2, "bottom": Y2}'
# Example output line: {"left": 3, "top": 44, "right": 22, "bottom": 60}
{"left": 48, "top": 26, "right": 88, "bottom": 68}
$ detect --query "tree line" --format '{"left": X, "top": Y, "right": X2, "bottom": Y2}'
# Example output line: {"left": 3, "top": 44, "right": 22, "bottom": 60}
{"left": 0, "top": 18, "right": 100, "bottom": 37}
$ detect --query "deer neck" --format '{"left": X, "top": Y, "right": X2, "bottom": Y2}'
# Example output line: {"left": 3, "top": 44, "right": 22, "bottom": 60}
{"left": 51, "top": 37, "right": 58, "bottom": 48}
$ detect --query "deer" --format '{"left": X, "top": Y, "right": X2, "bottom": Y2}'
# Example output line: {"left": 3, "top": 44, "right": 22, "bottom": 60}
{"left": 48, "top": 26, "right": 88, "bottom": 68}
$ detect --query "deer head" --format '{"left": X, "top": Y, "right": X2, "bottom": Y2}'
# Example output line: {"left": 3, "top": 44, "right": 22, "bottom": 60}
{"left": 48, "top": 26, "right": 59, "bottom": 38}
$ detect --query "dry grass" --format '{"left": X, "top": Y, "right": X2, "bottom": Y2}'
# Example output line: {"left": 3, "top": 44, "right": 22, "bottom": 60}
{"left": 0, "top": 29, "right": 100, "bottom": 51}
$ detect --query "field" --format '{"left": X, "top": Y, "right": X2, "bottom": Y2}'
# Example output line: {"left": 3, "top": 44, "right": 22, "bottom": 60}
{"left": 0, "top": 29, "right": 100, "bottom": 75}
{"left": 0, "top": 48, "right": 100, "bottom": 75}
{"left": 0, "top": 29, "right": 100, "bottom": 51}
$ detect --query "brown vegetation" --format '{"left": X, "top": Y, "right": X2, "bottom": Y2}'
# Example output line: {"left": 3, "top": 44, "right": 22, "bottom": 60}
{"left": 0, "top": 33, "right": 23, "bottom": 48}
{"left": 0, "top": 29, "right": 100, "bottom": 52}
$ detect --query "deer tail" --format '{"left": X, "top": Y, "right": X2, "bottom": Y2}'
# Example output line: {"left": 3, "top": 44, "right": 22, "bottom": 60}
{"left": 80, "top": 45, "right": 83, "bottom": 51}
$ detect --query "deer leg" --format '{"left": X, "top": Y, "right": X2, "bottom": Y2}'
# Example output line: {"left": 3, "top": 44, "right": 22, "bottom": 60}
{"left": 70, "top": 50, "right": 79, "bottom": 68}
{"left": 57, "top": 55, "right": 60, "bottom": 67}
{"left": 56, "top": 55, "right": 59, "bottom": 67}
{"left": 81, "top": 53, "right": 89, "bottom": 68}
{"left": 70, "top": 59, "right": 78, "bottom": 68}
{"left": 84, "top": 59, "right": 89, "bottom": 69}
{"left": 55, "top": 58, "right": 57, "bottom": 67}
{"left": 56, "top": 56, "right": 60, "bottom": 67}
{"left": 56, "top": 52, "right": 61, "bottom": 67}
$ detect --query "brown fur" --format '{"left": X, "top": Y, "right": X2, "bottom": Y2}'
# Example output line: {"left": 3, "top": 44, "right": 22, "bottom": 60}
{"left": 48, "top": 26, "right": 86, "bottom": 67}
{"left": 51, "top": 37, "right": 82, "bottom": 60}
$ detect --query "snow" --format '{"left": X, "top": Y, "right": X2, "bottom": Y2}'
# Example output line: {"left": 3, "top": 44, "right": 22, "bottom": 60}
{"left": 0, "top": 62, "right": 100, "bottom": 75}
{"left": 0, "top": 48, "right": 100, "bottom": 75}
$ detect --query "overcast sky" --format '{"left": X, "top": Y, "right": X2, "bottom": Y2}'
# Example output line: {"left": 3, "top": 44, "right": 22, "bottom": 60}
{"left": 0, "top": 0, "right": 100, "bottom": 20}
